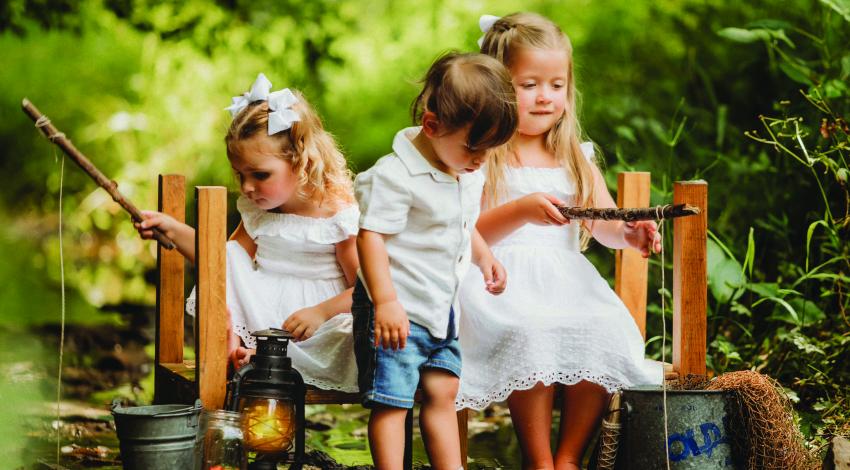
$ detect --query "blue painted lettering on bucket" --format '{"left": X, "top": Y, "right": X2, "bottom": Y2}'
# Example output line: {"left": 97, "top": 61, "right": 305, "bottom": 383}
{"left": 667, "top": 421, "right": 731, "bottom": 464}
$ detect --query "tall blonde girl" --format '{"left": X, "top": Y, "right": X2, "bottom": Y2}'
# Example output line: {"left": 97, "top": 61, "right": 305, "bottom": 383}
{"left": 457, "top": 13, "right": 663, "bottom": 469}
{"left": 137, "top": 73, "right": 360, "bottom": 392}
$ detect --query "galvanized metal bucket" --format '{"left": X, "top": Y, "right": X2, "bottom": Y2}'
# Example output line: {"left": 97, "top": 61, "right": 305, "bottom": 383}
{"left": 615, "top": 386, "right": 741, "bottom": 469}
{"left": 112, "top": 398, "right": 202, "bottom": 469}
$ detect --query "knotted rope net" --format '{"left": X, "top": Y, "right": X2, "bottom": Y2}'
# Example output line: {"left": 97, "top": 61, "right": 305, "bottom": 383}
{"left": 704, "top": 371, "right": 819, "bottom": 470}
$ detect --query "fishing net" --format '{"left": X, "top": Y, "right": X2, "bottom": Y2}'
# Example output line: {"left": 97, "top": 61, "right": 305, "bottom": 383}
{"left": 703, "top": 370, "right": 819, "bottom": 470}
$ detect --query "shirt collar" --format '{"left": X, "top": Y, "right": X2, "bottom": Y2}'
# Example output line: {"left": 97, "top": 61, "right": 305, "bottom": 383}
{"left": 392, "top": 127, "right": 457, "bottom": 183}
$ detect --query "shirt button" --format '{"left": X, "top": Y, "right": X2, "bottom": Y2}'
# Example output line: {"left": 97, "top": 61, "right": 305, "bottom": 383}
{"left": 463, "top": 221, "right": 468, "bottom": 229}
{"left": 458, "top": 255, "right": 463, "bottom": 263}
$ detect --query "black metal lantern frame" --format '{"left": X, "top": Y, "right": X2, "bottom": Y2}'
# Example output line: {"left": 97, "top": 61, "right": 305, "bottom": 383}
{"left": 226, "top": 328, "right": 306, "bottom": 470}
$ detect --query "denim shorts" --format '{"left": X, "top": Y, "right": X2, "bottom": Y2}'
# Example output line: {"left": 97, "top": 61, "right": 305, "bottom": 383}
{"left": 352, "top": 280, "right": 462, "bottom": 409}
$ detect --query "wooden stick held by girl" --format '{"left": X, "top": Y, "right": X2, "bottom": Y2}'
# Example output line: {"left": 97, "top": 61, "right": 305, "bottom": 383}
{"left": 457, "top": 13, "right": 664, "bottom": 470}
{"left": 136, "top": 73, "right": 360, "bottom": 393}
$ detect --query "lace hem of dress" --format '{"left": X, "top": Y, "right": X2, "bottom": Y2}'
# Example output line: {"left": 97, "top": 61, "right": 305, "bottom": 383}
{"left": 455, "top": 369, "right": 624, "bottom": 411}
{"left": 185, "top": 295, "right": 196, "bottom": 317}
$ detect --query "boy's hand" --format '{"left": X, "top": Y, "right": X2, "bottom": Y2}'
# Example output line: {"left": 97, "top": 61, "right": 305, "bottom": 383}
{"left": 520, "top": 192, "right": 570, "bottom": 226}
{"left": 229, "top": 346, "right": 255, "bottom": 369}
{"left": 374, "top": 300, "right": 409, "bottom": 350}
{"left": 478, "top": 254, "right": 507, "bottom": 295}
{"left": 624, "top": 220, "right": 661, "bottom": 258}
{"left": 283, "top": 306, "right": 330, "bottom": 342}
{"left": 134, "top": 210, "right": 180, "bottom": 240}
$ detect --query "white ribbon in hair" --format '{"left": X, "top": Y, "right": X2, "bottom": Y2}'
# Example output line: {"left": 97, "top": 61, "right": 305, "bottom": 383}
{"left": 225, "top": 73, "right": 301, "bottom": 135}
{"left": 477, "top": 14, "right": 501, "bottom": 48}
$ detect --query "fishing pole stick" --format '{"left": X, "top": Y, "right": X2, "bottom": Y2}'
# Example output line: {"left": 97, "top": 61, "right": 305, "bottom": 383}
{"left": 558, "top": 204, "right": 700, "bottom": 222}
{"left": 22, "top": 98, "right": 175, "bottom": 249}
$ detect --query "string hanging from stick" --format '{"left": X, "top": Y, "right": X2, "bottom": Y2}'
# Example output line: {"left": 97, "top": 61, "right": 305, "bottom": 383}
{"left": 37, "top": 111, "right": 67, "bottom": 464}
{"left": 657, "top": 206, "right": 671, "bottom": 470}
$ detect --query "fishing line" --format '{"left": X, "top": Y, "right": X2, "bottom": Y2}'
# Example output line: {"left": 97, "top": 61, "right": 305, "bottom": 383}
{"left": 37, "top": 115, "right": 67, "bottom": 464}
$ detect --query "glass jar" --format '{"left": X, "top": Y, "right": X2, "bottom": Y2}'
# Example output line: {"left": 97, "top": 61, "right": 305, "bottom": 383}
{"left": 197, "top": 410, "right": 248, "bottom": 470}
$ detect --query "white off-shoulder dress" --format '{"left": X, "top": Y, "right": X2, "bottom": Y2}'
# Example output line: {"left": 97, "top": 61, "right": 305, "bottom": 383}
{"left": 187, "top": 196, "right": 359, "bottom": 392}
{"left": 456, "top": 144, "right": 662, "bottom": 410}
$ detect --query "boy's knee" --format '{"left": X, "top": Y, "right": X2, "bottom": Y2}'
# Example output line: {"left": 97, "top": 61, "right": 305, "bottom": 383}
{"left": 421, "top": 371, "right": 459, "bottom": 404}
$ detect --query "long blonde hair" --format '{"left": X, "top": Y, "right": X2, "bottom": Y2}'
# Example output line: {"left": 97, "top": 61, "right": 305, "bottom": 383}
{"left": 480, "top": 12, "right": 597, "bottom": 247}
{"left": 226, "top": 90, "right": 354, "bottom": 207}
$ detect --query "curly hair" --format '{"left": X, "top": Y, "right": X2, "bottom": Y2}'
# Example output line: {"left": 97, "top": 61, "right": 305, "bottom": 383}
{"left": 226, "top": 90, "right": 354, "bottom": 208}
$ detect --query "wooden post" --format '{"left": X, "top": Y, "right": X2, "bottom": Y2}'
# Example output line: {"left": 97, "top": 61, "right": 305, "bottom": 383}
{"left": 195, "top": 186, "right": 229, "bottom": 409}
{"left": 615, "top": 172, "right": 651, "bottom": 338}
{"left": 154, "top": 175, "right": 185, "bottom": 404}
{"left": 458, "top": 409, "right": 470, "bottom": 469}
{"left": 672, "top": 181, "right": 708, "bottom": 377}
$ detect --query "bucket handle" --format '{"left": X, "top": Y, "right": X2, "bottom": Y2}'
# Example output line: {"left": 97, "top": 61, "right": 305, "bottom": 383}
{"left": 111, "top": 397, "right": 124, "bottom": 412}
{"left": 151, "top": 398, "right": 203, "bottom": 417}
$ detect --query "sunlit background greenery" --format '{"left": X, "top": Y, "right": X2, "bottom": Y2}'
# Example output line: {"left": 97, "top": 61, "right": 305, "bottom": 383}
{"left": 1, "top": 0, "right": 848, "bottom": 467}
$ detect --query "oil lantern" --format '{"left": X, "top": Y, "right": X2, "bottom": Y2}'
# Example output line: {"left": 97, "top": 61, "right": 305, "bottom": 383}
{"left": 225, "top": 328, "right": 305, "bottom": 470}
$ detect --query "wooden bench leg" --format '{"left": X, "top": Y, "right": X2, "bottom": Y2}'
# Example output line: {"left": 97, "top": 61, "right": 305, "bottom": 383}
{"left": 403, "top": 408, "right": 413, "bottom": 470}
{"left": 154, "top": 174, "right": 185, "bottom": 405}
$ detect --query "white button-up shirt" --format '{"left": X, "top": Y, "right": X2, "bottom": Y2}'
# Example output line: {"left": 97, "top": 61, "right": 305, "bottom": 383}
{"left": 355, "top": 127, "right": 484, "bottom": 339}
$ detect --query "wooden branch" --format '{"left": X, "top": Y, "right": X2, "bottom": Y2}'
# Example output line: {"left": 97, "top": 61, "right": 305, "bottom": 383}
{"left": 557, "top": 204, "right": 700, "bottom": 222}
{"left": 21, "top": 98, "right": 175, "bottom": 249}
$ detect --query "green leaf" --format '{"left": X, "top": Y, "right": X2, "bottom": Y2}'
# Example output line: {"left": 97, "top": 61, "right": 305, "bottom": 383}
{"left": 746, "top": 282, "right": 780, "bottom": 298}
{"left": 615, "top": 125, "right": 637, "bottom": 144}
{"left": 824, "top": 79, "right": 849, "bottom": 98}
{"left": 820, "top": 0, "right": 850, "bottom": 22}
{"left": 747, "top": 19, "right": 794, "bottom": 31}
{"left": 788, "top": 298, "right": 827, "bottom": 326}
{"left": 779, "top": 61, "right": 814, "bottom": 86}
{"left": 717, "top": 27, "right": 770, "bottom": 43}
{"left": 805, "top": 220, "right": 829, "bottom": 271}
{"left": 742, "top": 227, "right": 755, "bottom": 278}
{"left": 756, "top": 296, "right": 800, "bottom": 324}
{"left": 707, "top": 238, "right": 745, "bottom": 303}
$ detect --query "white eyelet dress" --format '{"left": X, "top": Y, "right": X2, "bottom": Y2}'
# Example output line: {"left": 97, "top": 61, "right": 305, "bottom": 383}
{"left": 186, "top": 196, "right": 359, "bottom": 393}
{"left": 456, "top": 147, "right": 662, "bottom": 410}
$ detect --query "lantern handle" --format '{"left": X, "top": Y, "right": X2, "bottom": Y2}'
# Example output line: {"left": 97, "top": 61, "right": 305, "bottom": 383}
{"left": 225, "top": 362, "right": 255, "bottom": 411}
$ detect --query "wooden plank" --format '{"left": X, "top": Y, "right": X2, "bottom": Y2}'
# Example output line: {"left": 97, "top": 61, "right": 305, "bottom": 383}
{"left": 304, "top": 389, "right": 361, "bottom": 405}
{"left": 155, "top": 363, "right": 197, "bottom": 405}
{"left": 457, "top": 409, "right": 470, "bottom": 469}
{"left": 195, "top": 186, "right": 229, "bottom": 410}
{"left": 614, "top": 172, "right": 651, "bottom": 338}
{"left": 154, "top": 174, "right": 185, "bottom": 405}
{"left": 672, "top": 181, "right": 708, "bottom": 378}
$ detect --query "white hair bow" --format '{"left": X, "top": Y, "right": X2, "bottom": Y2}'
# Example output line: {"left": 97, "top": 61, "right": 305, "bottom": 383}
{"left": 477, "top": 14, "right": 501, "bottom": 48}
{"left": 225, "top": 73, "right": 301, "bottom": 135}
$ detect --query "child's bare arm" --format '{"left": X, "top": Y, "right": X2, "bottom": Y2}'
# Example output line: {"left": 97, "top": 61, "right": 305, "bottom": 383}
{"left": 228, "top": 221, "right": 257, "bottom": 259}
{"left": 471, "top": 228, "right": 506, "bottom": 294}
{"left": 357, "top": 229, "right": 409, "bottom": 350}
{"left": 135, "top": 210, "right": 197, "bottom": 263}
{"left": 587, "top": 166, "right": 660, "bottom": 256}
{"left": 476, "top": 193, "right": 569, "bottom": 245}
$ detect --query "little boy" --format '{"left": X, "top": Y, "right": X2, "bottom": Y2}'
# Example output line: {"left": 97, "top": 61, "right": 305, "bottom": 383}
{"left": 353, "top": 52, "right": 518, "bottom": 470}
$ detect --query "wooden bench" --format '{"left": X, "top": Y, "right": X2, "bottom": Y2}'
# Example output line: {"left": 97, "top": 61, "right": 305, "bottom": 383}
{"left": 152, "top": 172, "right": 708, "bottom": 469}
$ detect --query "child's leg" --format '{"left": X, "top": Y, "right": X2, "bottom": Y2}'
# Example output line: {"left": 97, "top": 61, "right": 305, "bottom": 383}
{"left": 419, "top": 368, "right": 462, "bottom": 470}
{"left": 506, "top": 382, "right": 556, "bottom": 470}
{"left": 553, "top": 380, "right": 609, "bottom": 470}
{"left": 368, "top": 405, "right": 409, "bottom": 470}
